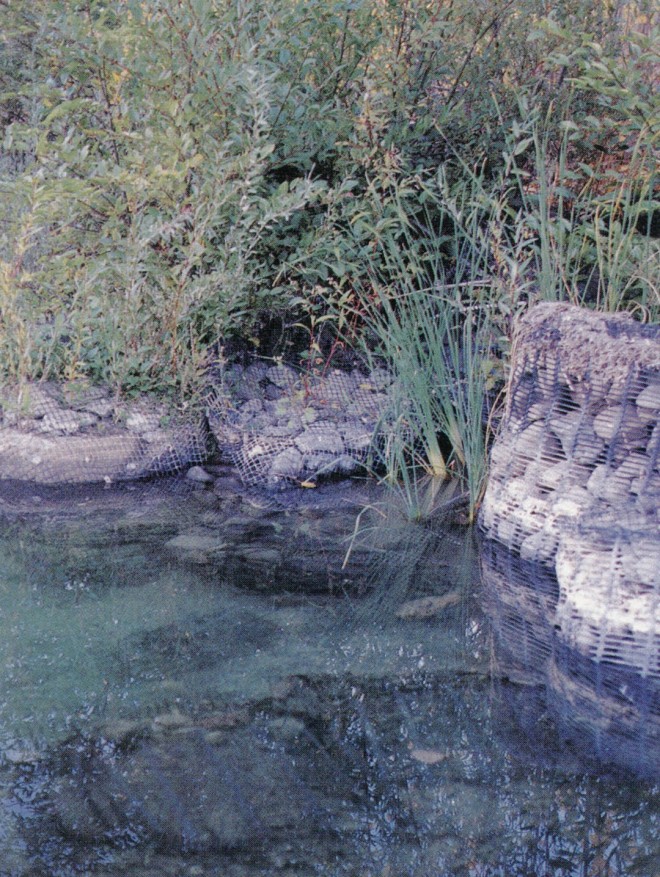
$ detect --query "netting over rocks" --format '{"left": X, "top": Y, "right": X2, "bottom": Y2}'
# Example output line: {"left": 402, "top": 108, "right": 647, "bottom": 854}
{"left": 481, "top": 539, "right": 659, "bottom": 778}
{"left": 0, "top": 381, "right": 210, "bottom": 485}
{"left": 205, "top": 362, "right": 394, "bottom": 486}
{"left": 479, "top": 302, "right": 658, "bottom": 716}
{"left": 0, "top": 360, "right": 396, "bottom": 489}
{"left": 555, "top": 511, "right": 659, "bottom": 677}
{"left": 480, "top": 303, "right": 659, "bottom": 564}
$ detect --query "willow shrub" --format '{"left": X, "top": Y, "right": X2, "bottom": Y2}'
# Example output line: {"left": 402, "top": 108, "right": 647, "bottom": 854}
{"left": 0, "top": 1, "right": 326, "bottom": 395}
{"left": 3, "top": 0, "right": 655, "bottom": 396}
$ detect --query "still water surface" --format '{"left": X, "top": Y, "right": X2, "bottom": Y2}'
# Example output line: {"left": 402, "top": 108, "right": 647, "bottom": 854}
{"left": 0, "top": 478, "right": 657, "bottom": 876}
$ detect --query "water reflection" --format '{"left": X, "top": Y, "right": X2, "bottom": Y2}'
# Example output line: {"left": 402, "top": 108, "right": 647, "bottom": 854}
{"left": 0, "top": 479, "right": 656, "bottom": 876}
{"left": 481, "top": 539, "right": 660, "bottom": 780}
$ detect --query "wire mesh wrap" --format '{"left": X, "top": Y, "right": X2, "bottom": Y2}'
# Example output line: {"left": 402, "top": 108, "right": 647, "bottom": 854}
{"left": 549, "top": 641, "right": 659, "bottom": 779}
{"left": 481, "top": 537, "right": 660, "bottom": 778}
{"left": 480, "top": 538, "right": 558, "bottom": 684}
{"left": 205, "top": 362, "right": 392, "bottom": 486}
{"left": 0, "top": 381, "right": 210, "bottom": 485}
{"left": 479, "top": 303, "right": 659, "bottom": 748}
{"left": 480, "top": 304, "right": 659, "bottom": 564}
{"left": 555, "top": 511, "right": 659, "bottom": 678}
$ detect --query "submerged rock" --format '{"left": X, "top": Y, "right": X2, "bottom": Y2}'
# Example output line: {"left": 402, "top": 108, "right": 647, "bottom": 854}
{"left": 34, "top": 681, "right": 362, "bottom": 856}
{"left": 395, "top": 592, "right": 462, "bottom": 619}
{"left": 185, "top": 465, "right": 215, "bottom": 484}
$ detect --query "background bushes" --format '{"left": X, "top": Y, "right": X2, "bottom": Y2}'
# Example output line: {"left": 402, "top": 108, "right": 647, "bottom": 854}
{"left": 0, "top": 0, "right": 657, "bottom": 509}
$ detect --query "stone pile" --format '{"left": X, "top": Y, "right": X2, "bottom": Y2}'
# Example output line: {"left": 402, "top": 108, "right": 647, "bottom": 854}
{"left": 0, "top": 359, "right": 396, "bottom": 488}
{"left": 0, "top": 381, "right": 209, "bottom": 484}
{"left": 206, "top": 361, "right": 394, "bottom": 486}
{"left": 480, "top": 304, "right": 659, "bottom": 565}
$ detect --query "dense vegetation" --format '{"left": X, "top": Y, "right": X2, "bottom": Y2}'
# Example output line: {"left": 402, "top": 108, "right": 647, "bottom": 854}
{"left": 1, "top": 0, "right": 658, "bottom": 515}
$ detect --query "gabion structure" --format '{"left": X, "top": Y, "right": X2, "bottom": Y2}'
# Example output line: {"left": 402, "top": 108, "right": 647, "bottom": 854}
{"left": 479, "top": 303, "right": 659, "bottom": 771}
{"left": 555, "top": 511, "right": 659, "bottom": 678}
{"left": 481, "top": 538, "right": 659, "bottom": 778}
{"left": 480, "top": 304, "right": 659, "bottom": 565}
{"left": 205, "top": 361, "right": 393, "bottom": 486}
{"left": 0, "top": 381, "right": 209, "bottom": 484}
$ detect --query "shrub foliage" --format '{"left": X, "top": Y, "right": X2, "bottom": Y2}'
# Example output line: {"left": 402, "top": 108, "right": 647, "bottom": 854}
{"left": 0, "top": 0, "right": 657, "bottom": 507}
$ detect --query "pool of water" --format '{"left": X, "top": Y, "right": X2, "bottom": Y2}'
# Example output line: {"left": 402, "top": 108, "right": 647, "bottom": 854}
{"left": 0, "top": 477, "right": 657, "bottom": 876}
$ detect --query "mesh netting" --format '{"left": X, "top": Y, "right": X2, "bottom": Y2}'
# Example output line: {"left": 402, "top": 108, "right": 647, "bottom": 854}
{"left": 481, "top": 304, "right": 659, "bottom": 564}
{"left": 479, "top": 302, "right": 659, "bottom": 718}
{"left": 549, "top": 639, "right": 659, "bottom": 776}
{"left": 205, "top": 362, "right": 392, "bottom": 486}
{"left": 480, "top": 304, "right": 659, "bottom": 555}
{"left": 480, "top": 538, "right": 659, "bottom": 778}
{"left": 0, "top": 381, "right": 210, "bottom": 485}
{"left": 479, "top": 538, "right": 558, "bottom": 684}
{"left": 0, "top": 360, "right": 393, "bottom": 489}
{"left": 555, "top": 511, "right": 659, "bottom": 677}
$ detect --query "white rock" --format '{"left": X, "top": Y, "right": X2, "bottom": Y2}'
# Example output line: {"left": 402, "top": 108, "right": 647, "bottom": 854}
{"left": 81, "top": 398, "right": 115, "bottom": 418}
{"left": 365, "top": 367, "right": 393, "bottom": 390}
{"left": 165, "top": 534, "right": 226, "bottom": 553}
{"left": 267, "top": 364, "right": 299, "bottom": 389}
{"left": 586, "top": 464, "right": 632, "bottom": 503}
{"left": 525, "top": 459, "right": 590, "bottom": 493}
{"left": 185, "top": 465, "right": 214, "bottom": 484}
{"left": 0, "top": 430, "right": 143, "bottom": 483}
{"left": 496, "top": 515, "right": 518, "bottom": 546}
{"left": 616, "top": 452, "right": 652, "bottom": 481}
{"left": 478, "top": 489, "right": 496, "bottom": 532}
{"left": 322, "top": 370, "right": 359, "bottom": 403}
{"left": 555, "top": 579, "right": 659, "bottom": 675}
{"left": 520, "top": 494, "right": 550, "bottom": 533}
{"left": 519, "top": 528, "right": 559, "bottom": 564}
{"left": 647, "top": 423, "right": 660, "bottom": 460}
{"left": 593, "top": 404, "right": 647, "bottom": 443}
{"left": 636, "top": 382, "right": 660, "bottom": 422}
{"left": 294, "top": 424, "right": 344, "bottom": 455}
{"left": 269, "top": 446, "right": 304, "bottom": 479}
{"left": 341, "top": 421, "right": 372, "bottom": 454}
{"left": 514, "top": 421, "right": 551, "bottom": 461}
{"left": 39, "top": 409, "right": 96, "bottom": 435}
{"left": 126, "top": 410, "right": 163, "bottom": 432}
{"left": 551, "top": 486, "right": 592, "bottom": 518}
{"left": 631, "top": 471, "right": 660, "bottom": 496}
{"left": 489, "top": 437, "right": 527, "bottom": 476}
{"left": 550, "top": 410, "right": 603, "bottom": 465}
{"left": 635, "top": 547, "right": 659, "bottom": 587}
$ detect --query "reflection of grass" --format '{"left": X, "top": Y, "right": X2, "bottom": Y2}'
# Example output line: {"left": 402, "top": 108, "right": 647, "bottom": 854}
{"left": 342, "top": 479, "right": 464, "bottom": 569}
{"left": 341, "top": 490, "right": 479, "bottom": 643}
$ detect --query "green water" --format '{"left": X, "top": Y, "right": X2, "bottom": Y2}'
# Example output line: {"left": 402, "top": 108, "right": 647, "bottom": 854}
{"left": 0, "top": 478, "right": 657, "bottom": 876}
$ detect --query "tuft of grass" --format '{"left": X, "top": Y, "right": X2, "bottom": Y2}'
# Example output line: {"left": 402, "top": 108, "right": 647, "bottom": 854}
{"left": 327, "top": 175, "right": 496, "bottom": 523}
{"left": 363, "top": 284, "right": 492, "bottom": 523}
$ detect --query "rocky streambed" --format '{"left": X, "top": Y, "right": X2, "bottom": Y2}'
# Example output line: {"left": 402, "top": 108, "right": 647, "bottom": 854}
{"left": 0, "top": 465, "right": 657, "bottom": 875}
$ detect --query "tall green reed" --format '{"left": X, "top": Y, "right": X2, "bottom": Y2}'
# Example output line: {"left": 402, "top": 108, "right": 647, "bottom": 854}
{"left": 502, "top": 103, "right": 659, "bottom": 315}
{"left": 335, "top": 176, "right": 495, "bottom": 523}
